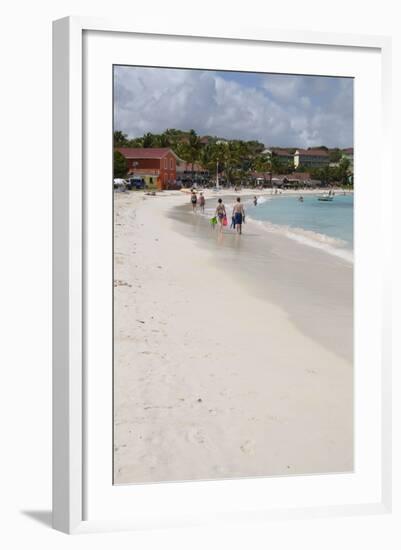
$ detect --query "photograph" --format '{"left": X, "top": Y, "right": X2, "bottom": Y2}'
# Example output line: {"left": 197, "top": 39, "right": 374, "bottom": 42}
{"left": 112, "top": 65, "right": 354, "bottom": 485}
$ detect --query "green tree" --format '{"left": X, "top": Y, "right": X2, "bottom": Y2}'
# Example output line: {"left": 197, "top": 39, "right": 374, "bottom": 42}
{"left": 337, "top": 158, "right": 351, "bottom": 185}
{"left": 252, "top": 155, "right": 272, "bottom": 186}
{"left": 253, "top": 154, "right": 271, "bottom": 174}
{"left": 270, "top": 154, "right": 292, "bottom": 175}
{"left": 178, "top": 129, "right": 202, "bottom": 179}
{"left": 246, "top": 140, "right": 265, "bottom": 155}
{"left": 157, "top": 133, "right": 171, "bottom": 147}
{"left": 127, "top": 137, "right": 144, "bottom": 147}
{"left": 199, "top": 144, "right": 217, "bottom": 174}
{"left": 329, "top": 148, "right": 342, "bottom": 163}
{"left": 143, "top": 132, "right": 156, "bottom": 148}
{"left": 113, "top": 130, "right": 129, "bottom": 147}
{"left": 113, "top": 150, "right": 127, "bottom": 178}
{"left": 187, "top": 129, "right": 202, "bottom": 177}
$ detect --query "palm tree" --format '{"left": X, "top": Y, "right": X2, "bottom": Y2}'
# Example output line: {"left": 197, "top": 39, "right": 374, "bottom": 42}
{"left": 127, "top": 137, "right": 144, "bottom": 147}
{"left": 338, "top": 158, "right": 351, "bottom": 185}
{"left": 199, "top": 144, "right": 216, "bottom": 175}
{"left": 142, "top": 132, "right": 155, "bottom": 148}
{"left": 187, "top": 129, "right": 202, "bottom": 180}
{"left": 113, "top": 130, "right": 129, "bottom": 147}
{"left": 270, "top": 154, "right": 288, "bottom": 175}
{"left": 157, "top": 133, "right": 171, "bottom": 147}
{"left": 253, "top": 154, "right": 272, "bottom": 185}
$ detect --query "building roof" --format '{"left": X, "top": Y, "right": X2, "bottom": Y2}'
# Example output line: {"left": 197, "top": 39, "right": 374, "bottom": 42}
{"left": 269, "top": 173, "right": 312, "bottom": 181}
{"left": 273, "top": 149, "right": 293, "bottom": 157}
{"left": 263, "top": 148, "right": 293, "bottom": 156}
{"left": 251, "top": 171, "right": 270, "bottom": 178}
{"left": 290, "top": 172, "right": 312, "bottom": 180}
{"left": 251, "top": 172, "right": 311, "bottom": 180}
{"left": 295, "top": 148, "right": 329, "bottom": 157}
{"left": 116, "top": 147, "right": 179, "bottom": 160}
{"left": 342, "top": 148, "right": 354, "bottom": 154}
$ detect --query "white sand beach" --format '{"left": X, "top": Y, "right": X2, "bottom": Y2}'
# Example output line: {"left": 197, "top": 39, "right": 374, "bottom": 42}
{"left": 113, "top": 189, "right": 353, "bottom": 484}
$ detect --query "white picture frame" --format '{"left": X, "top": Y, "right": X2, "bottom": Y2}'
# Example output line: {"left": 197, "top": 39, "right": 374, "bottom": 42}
{"left": 52, "top": 16, "right": 392, "bottom": 534}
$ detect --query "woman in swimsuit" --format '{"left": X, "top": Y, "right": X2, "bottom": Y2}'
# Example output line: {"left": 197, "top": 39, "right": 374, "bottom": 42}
{"left": 215, "top": 198, "right": 226, "bottom": 232}
{"left": 232, "top": 197, "right": 245, "bottom": 234}
{"left": 191, "top": 190, "right": 197, "bottom": 212}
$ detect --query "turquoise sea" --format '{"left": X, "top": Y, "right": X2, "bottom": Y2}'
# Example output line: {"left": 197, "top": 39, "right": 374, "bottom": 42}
{"left": 246, "top": 193, "right": 354, "bottom": 262}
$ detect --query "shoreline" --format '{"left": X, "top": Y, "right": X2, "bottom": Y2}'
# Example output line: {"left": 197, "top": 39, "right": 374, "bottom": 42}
{"left": 203, "top": 193, "right": 353, "bottom": 264}
{"left": 114, "top": 191, "right": 353, "bottom": 484}
{"left": 169, "top": 194, "right": 353, "bottom": 363}
{"left": 175, "top": 186, "right": 354, "bottom": 262}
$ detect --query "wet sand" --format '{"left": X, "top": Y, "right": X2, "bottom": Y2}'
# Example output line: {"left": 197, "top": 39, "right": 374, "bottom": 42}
{"left": 169, "top": 196, "right": 353, "bottom": 363}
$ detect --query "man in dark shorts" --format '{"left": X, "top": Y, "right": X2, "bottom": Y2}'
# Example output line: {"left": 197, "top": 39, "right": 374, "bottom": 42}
{"left": 232, "top": 197, "right": 245, "bottom": 234}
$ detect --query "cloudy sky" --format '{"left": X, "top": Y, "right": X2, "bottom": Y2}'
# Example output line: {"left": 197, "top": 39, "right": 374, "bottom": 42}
{"left": 114, "top": 66, "right": 353, "bottom": 148}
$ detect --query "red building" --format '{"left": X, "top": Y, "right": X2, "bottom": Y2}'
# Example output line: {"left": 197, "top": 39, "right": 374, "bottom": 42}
{"left": 116, "top": 147, "right": 179, "bottom": 190}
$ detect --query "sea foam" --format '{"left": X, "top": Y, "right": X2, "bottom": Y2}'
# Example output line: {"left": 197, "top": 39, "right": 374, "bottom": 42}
{"left": 247, "top": 217, "right": 354, "bottom": 264}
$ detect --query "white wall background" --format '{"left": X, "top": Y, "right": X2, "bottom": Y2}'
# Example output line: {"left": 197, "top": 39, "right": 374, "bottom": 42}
{"left": 0, "top": 0, "right": 399, "bottom": 548}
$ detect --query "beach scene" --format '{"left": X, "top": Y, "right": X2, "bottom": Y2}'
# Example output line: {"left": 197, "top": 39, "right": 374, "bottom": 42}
{"left": 113, "top": 66, "right": 354, "bottom": 484}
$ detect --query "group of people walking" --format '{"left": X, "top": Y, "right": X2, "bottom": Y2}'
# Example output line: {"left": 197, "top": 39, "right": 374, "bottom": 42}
{"left": 217, "top": 197, "right": 246, "bottom": 234}
{"left": 190, "top": 190, "right": 205, "bottom": 212}
{"left": 190, "top": 190, "right": 246, "bottom": 235}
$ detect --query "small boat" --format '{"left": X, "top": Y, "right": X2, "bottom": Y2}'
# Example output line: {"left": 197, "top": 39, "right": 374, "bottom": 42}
{"left": 317, "top": 194, "right": 334, "bottom": 202}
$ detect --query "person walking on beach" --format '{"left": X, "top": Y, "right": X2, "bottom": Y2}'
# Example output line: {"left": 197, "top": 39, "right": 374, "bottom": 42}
{"left": 190, "top": 190, "right": 197, "bottom": 212}
{"left": 232, "top": 197, "right": 245, "bottom": 235}
{"left": 215, "top": 198, "right": 227, "bottom": 233}
{"left": 199, "top": 192, "right": 205, "bottom": 213}
{"left": 253, "top": 196, "right": 258, "bottom": 206}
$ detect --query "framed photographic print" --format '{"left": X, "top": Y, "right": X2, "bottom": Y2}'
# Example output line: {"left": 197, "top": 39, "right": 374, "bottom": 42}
{"left": 52, "top": 17, "right": 392, "bottom": 533}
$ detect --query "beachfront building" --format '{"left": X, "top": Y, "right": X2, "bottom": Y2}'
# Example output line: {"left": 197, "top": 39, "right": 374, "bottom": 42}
{"left": 271, "top": 172, "right": 322, "bottom": 188}
{"left": 115, "top": 147, "right": 179, "bottom": 190}
{"left": 176, "top": 161, "right": 209, "bottom": 184}
{"left": 263, "top": 148, "right": 294, "bottom": 165}
{"left": 251, "top": 171, "right": 272, "bottom": 186}
{"left": 251, "top": 171, "right": 321, "bottom": 188}
{"left": 341, "top": 148, "right": 354, "bottom": 171}
{"left": 294, "top": 148, "right": 330, "bottom": 169}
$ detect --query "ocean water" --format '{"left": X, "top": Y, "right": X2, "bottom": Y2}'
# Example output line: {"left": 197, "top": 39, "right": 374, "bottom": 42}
{"left": 245, "top": 193, "right": 354, "bottom": 263}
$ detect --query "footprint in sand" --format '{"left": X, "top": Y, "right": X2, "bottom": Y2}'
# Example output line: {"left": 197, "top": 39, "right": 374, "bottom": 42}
{"left": 186, "top": 427, "right": 206, "bottom": 445}
{"left": 240, "top": 440, "right": 256, "bottom": 456}
{"left": 140, "top": 454, "right": 159, "bottom": 469}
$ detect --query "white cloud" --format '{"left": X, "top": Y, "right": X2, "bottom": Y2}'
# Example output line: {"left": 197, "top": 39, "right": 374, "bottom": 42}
{"left": 261, "top": 75, "right": 302, "bottom": 102}
{"left": 114, "top": 67, "right": 353, "bottom": 148}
